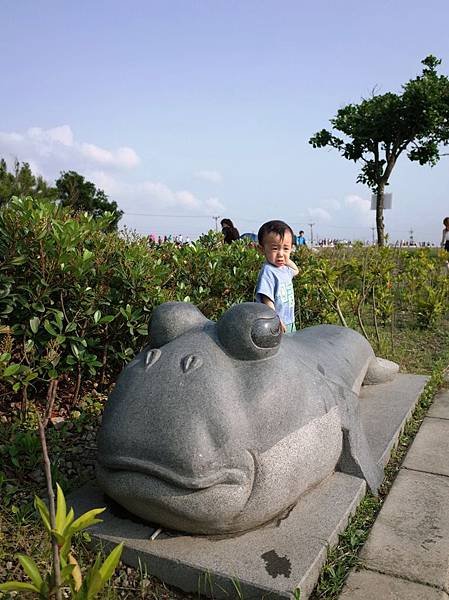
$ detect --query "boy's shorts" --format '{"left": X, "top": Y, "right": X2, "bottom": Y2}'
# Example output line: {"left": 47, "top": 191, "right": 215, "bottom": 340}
{"left": 284, "top": 323, "right": 296, "bottom": 333}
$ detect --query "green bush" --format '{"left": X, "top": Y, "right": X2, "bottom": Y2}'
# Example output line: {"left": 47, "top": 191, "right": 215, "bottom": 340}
{"left": 1, "top": 196, "right": 448, "bottom": 409}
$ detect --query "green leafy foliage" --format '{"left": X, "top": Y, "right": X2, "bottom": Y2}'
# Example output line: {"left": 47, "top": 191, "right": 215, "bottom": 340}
{"left": 1, "top": 196, "right": 449, "bottom": 410}
{"left": 0, "top": 159, "right": 57, "bottom": 207}
{"left": 0, "top": 483, "right": 123, "bottom": 599}
{"left": 55, "top": 171, "right": 123, "bottom": 230}
{"left": 0, "top": 196, "right": 171, "bottom": 403}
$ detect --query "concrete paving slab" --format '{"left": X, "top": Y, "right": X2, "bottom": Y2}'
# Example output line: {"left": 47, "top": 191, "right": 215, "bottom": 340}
{"left": 403, "top": 417, "right": 449, "bottom": 477}
{"left": 340, "top": 569, "right": 449, "bottom": 599}
{"left": 69, "top": 374, "right": 427, "bottom": 599}
{"left": 70, "top": 474, "right": 366, "bottom": 599}
{"left": 359, "top": 469, "right": 449, "bottom": 592}
{"left": 358, "top": 373, "right": 428, "bottom": 466}
{"left": 428, "top": 389, "right": 449, "bottom": 420}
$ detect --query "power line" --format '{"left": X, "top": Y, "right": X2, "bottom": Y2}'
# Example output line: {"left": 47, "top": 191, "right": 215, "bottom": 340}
{"left": 121, "top": 212, "right": 438, "bottom": 238}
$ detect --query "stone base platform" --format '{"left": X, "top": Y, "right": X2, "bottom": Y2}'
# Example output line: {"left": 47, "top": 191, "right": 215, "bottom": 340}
{"left": 69, "top": 374, "right": 427, "bottom": 600}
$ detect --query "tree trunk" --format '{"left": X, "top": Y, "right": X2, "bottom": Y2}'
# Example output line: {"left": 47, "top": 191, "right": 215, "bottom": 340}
{"left": 376, "top": 184, "right": 385, "bottom": 246}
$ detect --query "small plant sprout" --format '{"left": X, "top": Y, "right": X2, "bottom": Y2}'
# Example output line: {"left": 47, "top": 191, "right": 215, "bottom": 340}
{"left": 0, "top": 483, "right": 123, "bottom": 599}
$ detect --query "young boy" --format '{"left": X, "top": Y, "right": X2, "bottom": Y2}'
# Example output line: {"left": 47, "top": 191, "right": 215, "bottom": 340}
{"left": 255, "top": 220, "right": 299, "bottom": 333}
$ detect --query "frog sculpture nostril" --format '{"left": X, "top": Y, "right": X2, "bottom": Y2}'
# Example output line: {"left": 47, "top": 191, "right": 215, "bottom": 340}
{"left": 181, "top": 354, "right": 202, "bottom": 373}
{"left": 145, "top": 349, "right": 161, "bottom": 369}
{"left": 96, "top": 301, "right": 399, "bottom": 535}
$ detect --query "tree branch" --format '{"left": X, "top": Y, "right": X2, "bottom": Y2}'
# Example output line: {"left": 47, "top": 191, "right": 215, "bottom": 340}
{"left": 44, "top": 379, "right": 58, "bottom": 427}
{"left": 39, "top": 380, "right": 62, "bottom": 600}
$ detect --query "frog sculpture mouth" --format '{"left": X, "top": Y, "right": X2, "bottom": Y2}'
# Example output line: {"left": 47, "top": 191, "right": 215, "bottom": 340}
{"left": 99, "top": 455, "right": 250, "bottom": 489}
{"left": 96, "top": 301, "right": 398, "bottom": 535}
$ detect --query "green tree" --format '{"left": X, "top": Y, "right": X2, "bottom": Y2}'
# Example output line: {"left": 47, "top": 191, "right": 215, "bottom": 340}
{"left": 309, "top": 56, "right": 449, "bottom": 246}
{"left": 0, "top": 158, "right": 56, "bottom": 205}
{"left": 55, "top": 170, "right": 123, "bottom": 229}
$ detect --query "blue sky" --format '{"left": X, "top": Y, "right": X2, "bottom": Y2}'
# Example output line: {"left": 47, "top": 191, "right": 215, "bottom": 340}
{"left": 2, "top": 0, "right": 449, "bottom": 242}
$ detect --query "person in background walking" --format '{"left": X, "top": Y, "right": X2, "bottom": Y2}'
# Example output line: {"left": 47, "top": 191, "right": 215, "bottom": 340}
{"left": 221, "top": 218, "right": 240, "bottom": 244}
{"left": 442, "top": 217, "right": 449, "bottom": 272}
{"left": 296, "top": 230, "right": 307, "bottom": 246}
{"left": 441, "top": 217, "right": 449, "bottom": 252}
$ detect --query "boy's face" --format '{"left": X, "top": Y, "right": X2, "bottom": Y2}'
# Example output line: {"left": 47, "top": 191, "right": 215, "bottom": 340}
{"left": 260, "top": 231, "right": 293, "bottom": 268}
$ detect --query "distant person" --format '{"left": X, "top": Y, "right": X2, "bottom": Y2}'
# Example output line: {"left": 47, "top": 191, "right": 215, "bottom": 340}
{"left": 220, "top": 218, "right": 240, "bottom": 244}
{"left": 255, "top": 220, "right": 299, "bottom": 333}
{"left": 441, "top": 217, "right": 449, "bottom": 253}
{"left": 442, "top": 217, "right": 449, "bottom": 272}
{"left": 296, "top": 230, "right": 307, "bottom": 246}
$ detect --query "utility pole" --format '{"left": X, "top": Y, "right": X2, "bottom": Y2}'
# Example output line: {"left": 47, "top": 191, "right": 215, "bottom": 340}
{"left": 371, "top": 226, "right": 376, "bottom": 245}
{"left": 308, "top": 222, "right": 315, "bottom": 246}
{"left": 212, "top": 216, "right": 221, "bottom": 232}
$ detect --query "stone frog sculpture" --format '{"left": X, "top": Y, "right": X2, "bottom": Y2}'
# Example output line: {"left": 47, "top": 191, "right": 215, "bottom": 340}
{"left": 97, "top": 302, "right": 398, "bottom": 535}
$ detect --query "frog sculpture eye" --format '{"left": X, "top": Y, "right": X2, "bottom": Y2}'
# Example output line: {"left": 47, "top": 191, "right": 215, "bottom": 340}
{"left": 217, "top": 302, "right": 282, "bottom": 360}
{"left": 251, "top": 317, "right": 282, "bottom": 348}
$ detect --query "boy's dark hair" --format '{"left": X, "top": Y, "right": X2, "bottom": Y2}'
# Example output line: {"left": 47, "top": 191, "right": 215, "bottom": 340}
{"left": 258, "top": 220, "right": 294, "bottom": 245}
{"left": 444, "top": 217, "right": 449, "bottom": 226}
{"left": 299, "top": 230, "right": 304, "bottom": 235}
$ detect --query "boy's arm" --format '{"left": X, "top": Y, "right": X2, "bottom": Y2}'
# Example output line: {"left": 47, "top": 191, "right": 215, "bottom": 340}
{"left": 256, "top": 268, "right": 286, "bottom": 333}
{"left": 259, "top": 295, "right": 286, "bottom": 333}
{"left": 286, "top": 258, "right": 299, "bottom": 277}
{"left": 259, "top": 294, "right": 275, "bottom": 311}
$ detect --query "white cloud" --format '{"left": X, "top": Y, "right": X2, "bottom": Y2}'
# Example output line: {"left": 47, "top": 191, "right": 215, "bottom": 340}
{"left": 323, "top": 197, "right": 341, "bottom": 211}
{"left": 205, "top": 197, "right": 225, "bottom": 213}
{"left": 344, "top": 194, "right": 372, "bottom": 225}
{"left": 0, "top": 125, "right": 225, "bottom": 231}
{"left": 88, "top": 172, "right": 224, "bottom": 217}
{"left": 28, "top": 125, "right": 74, "bottom": 146}
{"left": 0, "top": 125, "right": 140, "bottom": 177}
{"left": 81, "top": 143, "right": 139, "bottom": 168}
{"left": 89, "top": 170, "right": 122, "bottom": 194}
{"left": 176, "top": 190, "right": 201, "bottom": 209}
{"left": 194, "top": 169, "right": 223, "bottom": 183}
{"left": 308, "top": 207, "right": 332, "bottom": 221}
{"left": 0, "top": 131, "right": 24, "bottom": 143}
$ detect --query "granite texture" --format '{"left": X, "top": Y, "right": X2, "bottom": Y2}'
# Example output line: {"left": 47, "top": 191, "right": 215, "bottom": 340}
{"left": 70, "top": 473, "right": 366, "bottom": 600}
{"left": 71, "top": 373, "right": 426, "bottom": 599}
{"left": 358, "top": 373, "right": 428, "bottom": 466}
{"left": 97, "top": 301, "right": 397, "bottom": 535}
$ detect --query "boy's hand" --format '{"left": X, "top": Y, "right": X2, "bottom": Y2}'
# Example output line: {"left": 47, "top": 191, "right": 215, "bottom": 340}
{"left": 286, "top": 258, "right": 299, "bottom": 276}
{"left": 260, "top": 295, "right": 285, "bottom": 332}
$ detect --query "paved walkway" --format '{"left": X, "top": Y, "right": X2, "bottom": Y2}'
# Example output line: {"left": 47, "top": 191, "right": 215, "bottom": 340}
{"left": 340, "top": 385, "right": 449, "bottom": 599}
